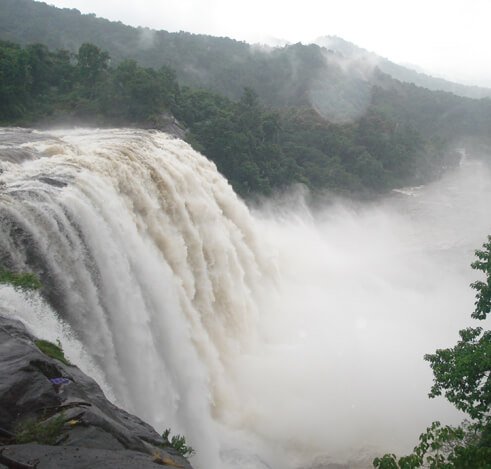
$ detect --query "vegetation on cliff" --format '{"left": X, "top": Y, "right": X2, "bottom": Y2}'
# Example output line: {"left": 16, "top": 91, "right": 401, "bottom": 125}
{"left": 35, "top": 339, "right": 71, "bottom": 366}
{"left": 0, "top": 267, "right": 41, "bottom": 290}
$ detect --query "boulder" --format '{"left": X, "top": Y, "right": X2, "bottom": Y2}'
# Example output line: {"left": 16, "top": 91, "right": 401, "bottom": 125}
{"left": 0, "top": 316, "right": 193, "bottom": 469}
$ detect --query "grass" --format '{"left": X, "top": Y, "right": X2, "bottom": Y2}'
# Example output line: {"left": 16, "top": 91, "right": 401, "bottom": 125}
{"left": 0, "top": 269, "right": 41, "bottom": 290}
{"left": 35, "top": 339, "right": 71, "bottom": 366}
{"left": 15, "top": 414, "right": 65, "bottom": 445}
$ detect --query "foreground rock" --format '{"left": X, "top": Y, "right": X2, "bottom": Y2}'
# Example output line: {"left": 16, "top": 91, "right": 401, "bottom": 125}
{"left": 0, "top": 316, "right": 193, "bottom": 468}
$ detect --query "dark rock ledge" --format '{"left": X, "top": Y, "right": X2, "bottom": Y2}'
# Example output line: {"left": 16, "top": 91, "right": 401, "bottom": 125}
{"left": 0, "top": 316, "right": 193, "bottom": 469}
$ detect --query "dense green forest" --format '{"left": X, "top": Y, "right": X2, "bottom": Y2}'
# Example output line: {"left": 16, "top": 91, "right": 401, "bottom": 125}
{"left": 0, "top": 39, "right": 468, "bottom": 197}
{"left": 2, "top": 38, "right": 491, "bottom": 197}
{"left": 1, "top": 0, "right": 491, "bottom": 116}
{"left": 0, "top": 0, "right": 377, "bottom": 122}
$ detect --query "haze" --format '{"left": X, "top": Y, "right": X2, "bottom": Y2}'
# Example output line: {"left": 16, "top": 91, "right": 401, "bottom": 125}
{"left": 42, "top": 0, "right": 491, "bottom": 88}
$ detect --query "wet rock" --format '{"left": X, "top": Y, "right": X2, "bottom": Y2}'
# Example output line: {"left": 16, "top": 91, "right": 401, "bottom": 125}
{"left": 0, "top": 316, "right": 193, "bottom": 469}
{"left": 0, "top": 444, "right": 189, "bottom": 469}
{"left": 38, "top": 177, "right": 67, "bottom": 188}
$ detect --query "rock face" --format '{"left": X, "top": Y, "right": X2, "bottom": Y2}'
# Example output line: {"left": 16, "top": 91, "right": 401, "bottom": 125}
{"left": 0, "top": 316, "right": 194, "bottom": 469}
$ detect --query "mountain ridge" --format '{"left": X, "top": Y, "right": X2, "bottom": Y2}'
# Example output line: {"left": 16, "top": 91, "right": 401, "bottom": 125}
{"left": 314, "top": 35, "right": 491, "bottom": 100}
{"left": 1, "top": 0, "right": 490, "bottom": 103}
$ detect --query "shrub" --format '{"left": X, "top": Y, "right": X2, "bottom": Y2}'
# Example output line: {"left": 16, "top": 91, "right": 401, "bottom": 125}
{"left": 161, "top": 428, "right": 195, "bottom": 457}
{"left": 35, "top": 339, "right": 70, "bottom": 366}
{"left": 0, "top": 269, "right": 41, "bottom": 290}
{"left": 15, "top": 414, "right": 65, "bottom": 445}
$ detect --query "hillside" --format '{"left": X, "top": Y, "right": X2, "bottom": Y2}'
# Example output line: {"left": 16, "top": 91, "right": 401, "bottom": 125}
{"left": 2, "top": 0, "right": 491, "bottom": 199}
{"left": 0, "top": 0, "right": 364, "bottom": 121}
{"left": 1, "top": 0, "right": 490, "bottom": 123}
{"left": 315, "top": 36, "right": 491, "bottom": 100}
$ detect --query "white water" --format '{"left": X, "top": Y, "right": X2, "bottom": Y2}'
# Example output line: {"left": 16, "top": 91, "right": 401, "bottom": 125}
{"left": 0, "top": 128, "right": 490, "bottom": 468}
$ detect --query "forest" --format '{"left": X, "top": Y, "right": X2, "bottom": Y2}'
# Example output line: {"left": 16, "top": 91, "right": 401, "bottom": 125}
{"left": 2, "top": 39, "right": 491, "bottom": 198}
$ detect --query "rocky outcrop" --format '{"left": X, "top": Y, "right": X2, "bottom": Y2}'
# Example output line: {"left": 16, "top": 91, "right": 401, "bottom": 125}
{"left": 0, "top": 316, "right": 193, "bottom": 468}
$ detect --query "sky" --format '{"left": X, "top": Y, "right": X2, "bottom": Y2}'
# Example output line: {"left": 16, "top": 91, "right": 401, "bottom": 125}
{"left": 42, "top": 0, "right": 491, "bottom": 87}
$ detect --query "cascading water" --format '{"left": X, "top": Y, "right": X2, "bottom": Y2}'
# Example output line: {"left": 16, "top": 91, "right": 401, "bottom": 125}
{"left": 1, "top": 128, "right": 490, "bottom": 468}
{"left": 0, "top": 127, "right": 278, "bottom": 468}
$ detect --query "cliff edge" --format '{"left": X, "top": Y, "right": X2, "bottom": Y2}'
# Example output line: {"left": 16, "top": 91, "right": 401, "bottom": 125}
{"left": 0, "top": 315, "right": 193, "bottom": 468}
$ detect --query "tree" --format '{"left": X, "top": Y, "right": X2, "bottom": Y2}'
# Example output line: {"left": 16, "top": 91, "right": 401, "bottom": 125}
{"left": 107, "top": 60, "right": 179, "bottom": 121}
{"left": 0, "top": 41, "right": 31, "bottom": 119}
{"left": 76, "top": 43, "right": 109, "bottom": 97}
{"left": 425, "top": 237, "right": 491, "bottom": 424}
{"left": 374, "top": 237, "right": 491, "bottom": 468}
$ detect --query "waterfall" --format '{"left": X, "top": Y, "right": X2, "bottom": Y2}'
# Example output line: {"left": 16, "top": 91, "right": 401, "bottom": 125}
{"left": 0, "top": 128, "right": 276, "bottom": 468}
{"left": 1, "top": 127, "right": 490, "bottom": 468}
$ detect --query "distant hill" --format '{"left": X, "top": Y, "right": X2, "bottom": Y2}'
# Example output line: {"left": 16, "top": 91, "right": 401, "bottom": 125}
{"left": 315, "top": 36, "right": 491, "bottom": 100}
{"left": 0, "top": 0, "right": 362, "bottom": 120}
{"left": 1, "top": 0, "right": 490, "bottom": 124}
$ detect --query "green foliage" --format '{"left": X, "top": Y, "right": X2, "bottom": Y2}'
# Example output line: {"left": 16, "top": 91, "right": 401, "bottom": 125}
{"left": 161, "top": 428, "right": 195, "bottom": 457}
{"left": 15, "top": 413, "right": 65, "bottom": 445}
{"left": 424, "top": 236, "right": 491, "bottom": 423}
{"left": 0, "top": 268, "right": 41, "bottom": 290}
{"left": 374, "top": 421, "right": 491, "bottom": 468}
{"left": 76, "top": 43, "right": 109, "bottom": 93}
{"left": 470, "top": 236, "right": 491, "bottom": 320}
{"left": 105, "top": 60, "right": 177, "bottom": 121}
{"left": 0, "top": 37, "right": 489, "bottom": 198}
{"left": 425, "top": 327, "right": 491, "bottom": 421}
{"left": 0, "top": 39, "right": 180, "bottom": 125}
{"left": 35, "top": 339, "right": 71, "bottom": 366}
{"left": 0, "top": 40, "right": 31, "bottom": 119}
{"left": 374, "top": 237, "right": 491, "bottom": 468}
{"left": 176, "top": 86, "right": 439, "bottom": 196}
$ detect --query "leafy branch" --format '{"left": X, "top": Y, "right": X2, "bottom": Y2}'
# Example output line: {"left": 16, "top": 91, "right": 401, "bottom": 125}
{"left": 160, "top": 428, "right": 195, "bottom": 458}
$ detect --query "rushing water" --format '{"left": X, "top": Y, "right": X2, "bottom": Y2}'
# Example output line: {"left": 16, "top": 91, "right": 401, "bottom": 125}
{"left": 0, "top": 128, "right": 490, "bottom": 468}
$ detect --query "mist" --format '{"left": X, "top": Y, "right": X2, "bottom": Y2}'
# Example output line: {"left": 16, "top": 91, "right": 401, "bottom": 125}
{"left": 138, "top": 27, "right": 158, "bottom": 49}
{"left": 309, "top": 48, "right": 375, "bottom": 122}
{"left": 216, "top": 156, "right": 491, "bottom": 467}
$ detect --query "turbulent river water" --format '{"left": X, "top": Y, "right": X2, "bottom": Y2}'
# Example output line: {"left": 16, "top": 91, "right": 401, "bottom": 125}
{"left": 0, "top": 128, "right": 490, "bottom": 469}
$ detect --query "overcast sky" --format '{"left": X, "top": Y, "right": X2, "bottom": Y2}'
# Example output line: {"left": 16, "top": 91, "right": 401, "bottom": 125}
{"left": 42, "top": 0, "right": 491, "bottom": 87}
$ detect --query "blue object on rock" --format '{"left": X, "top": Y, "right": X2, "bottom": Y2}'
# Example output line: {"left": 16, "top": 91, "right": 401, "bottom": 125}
{"left": 49, "top": 377, "right": 70, "bottom": 385}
